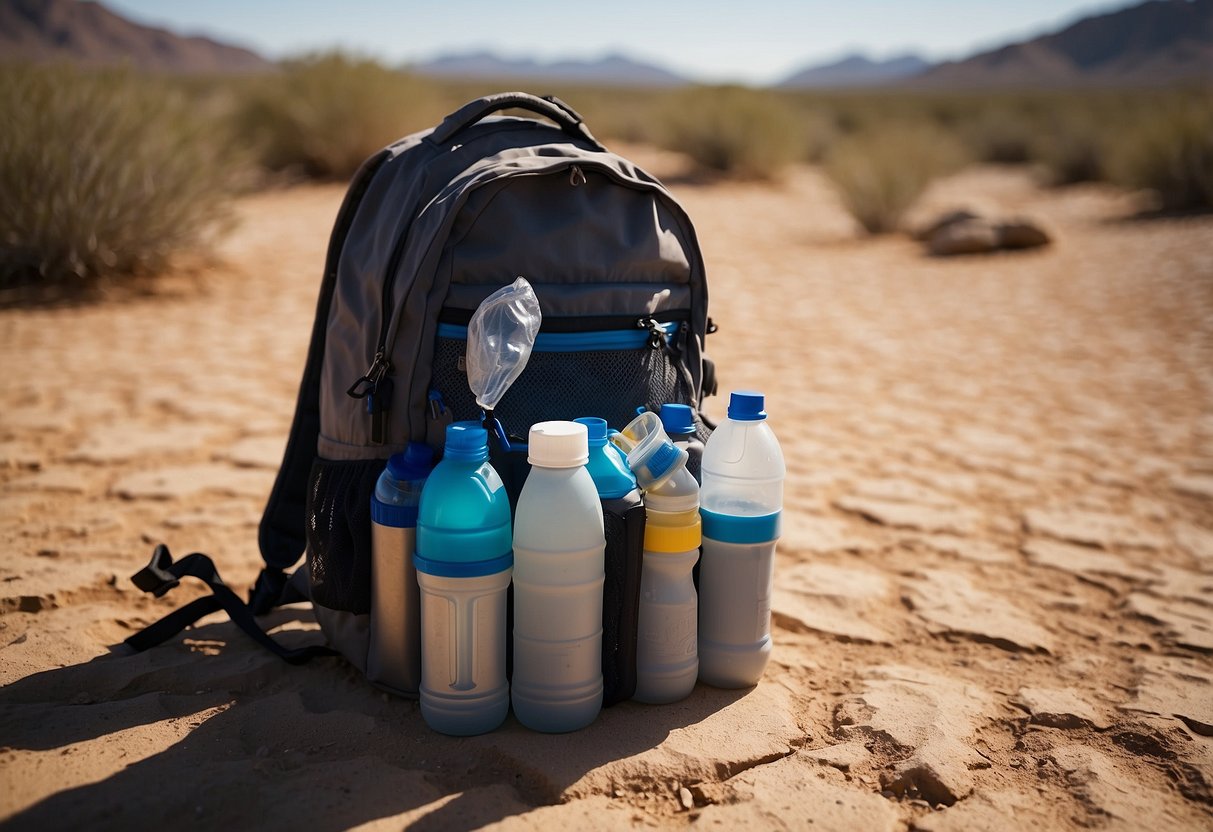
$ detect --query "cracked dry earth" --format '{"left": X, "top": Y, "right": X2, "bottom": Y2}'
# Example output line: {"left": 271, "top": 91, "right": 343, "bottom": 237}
{"left": 2, "top": 151, "right": 1212, "bottom": 831}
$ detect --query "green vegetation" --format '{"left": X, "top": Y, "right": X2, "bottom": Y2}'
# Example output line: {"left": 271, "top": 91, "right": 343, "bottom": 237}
{"left": 656, "top": 85, "right": 806, "bottom": 180}
{"left": 3, "top": 55, "right": 1211, "bottom": 296}
{"left": 235, "top": 53, "right": 444, "bottom": 179}
{"left": 1109, "top": 100, "right": 1213, "bottom": 212}
{"left": 0, "top": 64, "right": 246, "bottom": 292}
{"left": 822, "top": 123, "right": 965, "bottom": 234}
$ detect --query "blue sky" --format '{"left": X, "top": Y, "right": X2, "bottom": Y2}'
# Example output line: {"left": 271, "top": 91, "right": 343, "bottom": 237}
{"left": 105, "top": 0, "right": 1136, "bottom": 84}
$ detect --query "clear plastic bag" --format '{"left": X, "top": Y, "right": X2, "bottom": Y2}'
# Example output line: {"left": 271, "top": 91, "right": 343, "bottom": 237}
{"left": 466, "top": 276, "right": 542, "bottom": 412}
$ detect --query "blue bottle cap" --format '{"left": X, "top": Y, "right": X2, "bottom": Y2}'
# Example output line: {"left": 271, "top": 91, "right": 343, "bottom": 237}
{"left": 659, "top": 403, "right": 696, "bottom": 436}
{"left": 573, "top": 417, "right": 609, "bottom": 447}
{"left": 727, "top": 391, "right": 767, "bottom": 422}
{"left": 444, "top": 423, "right": 488, "bottom": 462}
{"left": 645, "top": 440, "right": 680, "bottom": 481}
{"left": 386, "top": 441, "right": 434, "bottom": 481}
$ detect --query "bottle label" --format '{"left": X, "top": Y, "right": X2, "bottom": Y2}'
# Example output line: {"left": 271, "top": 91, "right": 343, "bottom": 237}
{"left": 700, "top": 509, "right": 780, "bottom": 544}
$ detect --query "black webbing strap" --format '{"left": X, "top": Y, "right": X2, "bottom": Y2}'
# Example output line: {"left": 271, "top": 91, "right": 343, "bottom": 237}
{"left": 124, "top": 544, "right": 335, "bottom": 665}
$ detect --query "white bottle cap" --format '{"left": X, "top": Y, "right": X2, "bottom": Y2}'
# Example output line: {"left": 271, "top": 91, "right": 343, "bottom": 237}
{"left": 528, "top": 420, "right": 589, "bottom": 468}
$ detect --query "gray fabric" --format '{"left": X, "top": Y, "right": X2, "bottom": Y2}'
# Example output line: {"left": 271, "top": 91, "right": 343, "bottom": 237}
{"left": 318, "top": 118, "right": 708, "bottom": 458}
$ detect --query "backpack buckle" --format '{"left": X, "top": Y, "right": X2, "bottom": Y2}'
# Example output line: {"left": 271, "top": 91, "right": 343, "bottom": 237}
{"left": 131, "top": 544, "right": 181, "bottom": 598}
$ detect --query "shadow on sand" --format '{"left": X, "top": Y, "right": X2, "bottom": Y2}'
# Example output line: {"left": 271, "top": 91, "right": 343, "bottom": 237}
{"left": 0, "top": 609, "right": 750, "bottom": 829}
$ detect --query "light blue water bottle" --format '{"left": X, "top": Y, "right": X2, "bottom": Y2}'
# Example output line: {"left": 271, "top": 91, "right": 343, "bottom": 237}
{"left": 369, "top": 441, "right": 434, "bottom": 696}
{"left": 415, "top": 424, "right": 513, "bottom": 735}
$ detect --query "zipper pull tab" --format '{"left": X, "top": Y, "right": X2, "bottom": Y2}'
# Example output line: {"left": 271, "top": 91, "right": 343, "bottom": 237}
{"left": 638, "top": 317, "right": 665, "bottom": 350}
{"left": 366, "top": 376, "right": 393, "bottom": 445}
{"left": 347, "top": 350, "right": 389, "bottom": 399}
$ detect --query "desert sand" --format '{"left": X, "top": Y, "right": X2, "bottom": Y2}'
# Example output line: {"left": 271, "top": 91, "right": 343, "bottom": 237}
{"left": 1, "top": 149, "right": 1212, "bottom": 830}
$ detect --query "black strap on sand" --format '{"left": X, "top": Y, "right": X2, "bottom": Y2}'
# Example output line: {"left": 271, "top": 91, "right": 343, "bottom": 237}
{"left": 124, "top": 544, "right": 334, "bottom": 665}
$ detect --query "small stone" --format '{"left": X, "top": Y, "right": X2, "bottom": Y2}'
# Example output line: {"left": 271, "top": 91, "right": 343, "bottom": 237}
{"left": 996, "top": 218, "right": 1050, "bottom": 249}
{"left": 914, "top": 209, "right": 981, "bottom": 242}
{"left": 613, "top": 788, "right": 624, "bottom": 799}
{"left": 678, "top": 787, "right": 694, "bottom": 811}
{"left": 928, "top": 218, "right": 999, "bottom": 256}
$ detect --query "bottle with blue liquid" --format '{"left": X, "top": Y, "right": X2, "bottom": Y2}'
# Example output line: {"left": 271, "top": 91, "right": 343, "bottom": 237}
{"left": 415, "top": 424, "right": 513, "bottom": 735}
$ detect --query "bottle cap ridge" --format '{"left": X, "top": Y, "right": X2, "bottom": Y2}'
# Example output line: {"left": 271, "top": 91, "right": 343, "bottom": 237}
{"left": 573, "top": 416, "right": 608, "bottom": 447}
{"left": 387, "top": 441, "right": 435, "bottom": 480}
{"left": 444, "top": 424, "right": 489, "bottom": 462}
{"left": 727, "top": 391, "right": 767, "bottom": 422}
{"left": 659, "top": 403, "right": 696, "bottom": 436}
{"left": 528, "top": 420, "right": 589, "bottom": 467}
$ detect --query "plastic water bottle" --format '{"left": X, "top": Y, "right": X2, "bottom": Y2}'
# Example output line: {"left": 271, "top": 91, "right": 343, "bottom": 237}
{"left": 415, "top": 424, "right": 513, "bottom": 735}
{"left": 659, "top": 403, "right": 705, "bottom": 481}
{"left": 635, "top": 467, "right": 700, "bottom": 703}
{"left": 369, "top": 442, "right": 435, "bottom": 696}
{"left": 698, "top": 391, "right": 785, "bottom": 689}
{"left": 614, "top": 411, "right": 700, "bottom": 704}
{"left": 574, "top": 416, "right": 645, "bottom": 706}
{"left": 512, "top": 421, "right": 606, "bottom": 732}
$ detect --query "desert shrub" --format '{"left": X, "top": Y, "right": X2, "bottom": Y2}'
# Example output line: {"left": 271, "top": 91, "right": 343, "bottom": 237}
{"left": 823, "top": 123, "right": 965, "bottom": 234}
{"left": 235, "top": 53, "right": 441, "bottom": 179}
{"left": 1032, "top": 105, "right": 1111, "bottom": 185}
{"left": 0, "top": 64, "right": 244, "bottom": 290}
{"left": 1108, "top": 98, "right": 1213, "bottom": 212}
{"left": 961, "top": 103, "right": 1038, "bottom": 163}
{"left": 658, "top": 85, "right": 805, "bottom": 179}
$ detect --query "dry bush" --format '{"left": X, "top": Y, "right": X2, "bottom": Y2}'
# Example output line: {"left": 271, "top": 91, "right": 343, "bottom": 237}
{"left": 235, "top": 53, "right": 442, "bottom": 179}
{"left": 0, "top": 64, "right": 245, "bottom": 291}
{"left": 824, "top": 123, "right": 965, "bottom": 234}
{"left": 658, "top": 85, "right": 805, "bottom": 180}
{"left": 1109, "top": 97, "right": 1213, "bottom": 212}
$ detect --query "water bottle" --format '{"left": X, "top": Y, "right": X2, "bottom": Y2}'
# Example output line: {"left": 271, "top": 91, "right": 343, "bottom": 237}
{"left": 659, "top": 403, "right": 705, "bottom": 481}
{"left": 415, "top": 424, "right": 513, "bottom": 735}
{"left": 635, "top": 468, "right": 700, "bottom": 703}
{"left": 574, "top": 416, "right": 645, "bottom": 706}
{"left": 614, "top": 411, "right": 700, "bottom": 704}
{"left": 698, "top": 391, "right": 785, "bottom": 689}
{"left": 512, "top": 421, "right": 606, "bottom": 732}
{"left": 369, "top": 442, "right": 435, "bottom": 696}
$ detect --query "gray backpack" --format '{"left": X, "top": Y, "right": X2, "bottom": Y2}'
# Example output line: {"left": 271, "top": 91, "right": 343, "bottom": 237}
{"left": 127, "top": 93, "right": 715, "bottom": 705}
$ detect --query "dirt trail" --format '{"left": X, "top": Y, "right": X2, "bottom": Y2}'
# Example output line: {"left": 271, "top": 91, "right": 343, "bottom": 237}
{"left": 2, "top": 154, "right": 1211, "bottom": 830}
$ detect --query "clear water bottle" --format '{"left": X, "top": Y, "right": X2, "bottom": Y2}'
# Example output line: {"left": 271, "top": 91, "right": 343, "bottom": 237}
{"left": 698, "top": 391, "right": 785, "bottom": 689}
{"left": 415, "top": 424, "right": 513, "bottom": 735}
{"left": 574, "top": 417, "right": 645, "bottom": 706}
{"left": 512, "top": 421, "right": 606, "bottom": 732}
{"left": 369, "top": 441, "right": 435, "bottom": 696}
{"left": 659, "top": 403, "right": 705, "bottom": 482}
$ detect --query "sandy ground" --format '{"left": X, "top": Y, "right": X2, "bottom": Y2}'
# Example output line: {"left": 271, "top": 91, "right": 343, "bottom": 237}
{"left": 1, "top": 149, "right": 1212, "bottom": 831}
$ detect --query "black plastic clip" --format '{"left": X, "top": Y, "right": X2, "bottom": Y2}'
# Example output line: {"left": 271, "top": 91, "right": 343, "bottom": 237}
{"left": 131, "top": 544, "right": 180, "bottom": 597}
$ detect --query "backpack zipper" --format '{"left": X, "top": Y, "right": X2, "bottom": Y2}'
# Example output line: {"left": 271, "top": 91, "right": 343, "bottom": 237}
{"left": 349, "top": 155, "right": 703, "bottom": 444}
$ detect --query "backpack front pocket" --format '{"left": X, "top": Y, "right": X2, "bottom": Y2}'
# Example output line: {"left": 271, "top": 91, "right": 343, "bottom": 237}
{"left": 430, "top": 318, "right": 692, "bottom": 438}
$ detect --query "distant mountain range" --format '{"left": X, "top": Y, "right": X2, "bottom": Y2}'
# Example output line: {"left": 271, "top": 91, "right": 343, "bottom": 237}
{"left": 910, "top": 0, "right": 1212, "bottom": 87}
{"left": 1, "top": 0, "right": 1209, "bottom": 87}
{"left": 776, "top": 54, "right": 930, "bottom": 89}
{"left": 0, "top": 0, "right": 268, "bottom": 73}
{"left": 412, "top": 50, "right": 687, "bottom": 87}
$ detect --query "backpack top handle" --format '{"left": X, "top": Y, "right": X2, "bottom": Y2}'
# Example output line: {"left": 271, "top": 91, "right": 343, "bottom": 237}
{"left": 425, "top": 92, "right": 605, "bottom": 151}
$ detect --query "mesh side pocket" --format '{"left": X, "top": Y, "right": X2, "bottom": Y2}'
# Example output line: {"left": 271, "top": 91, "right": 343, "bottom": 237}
{"left": 306, "top": 457, "right": 385, "bottom": 614}
{"left": 432, "top": 337, "right": 691, "bottom": 437}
